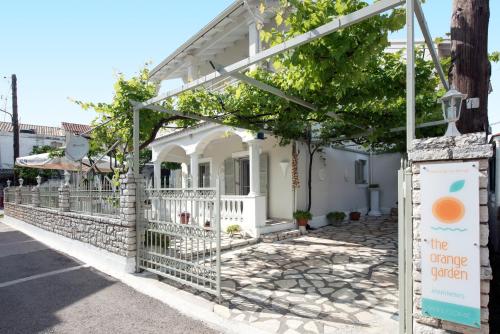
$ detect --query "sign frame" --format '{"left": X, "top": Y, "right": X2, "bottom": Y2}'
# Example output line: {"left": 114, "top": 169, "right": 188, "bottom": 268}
{"left": 420, "top": 161, "right": 481, "bottom": 328}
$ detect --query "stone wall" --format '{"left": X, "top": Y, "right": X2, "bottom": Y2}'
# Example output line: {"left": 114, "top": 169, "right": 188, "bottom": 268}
{"left": 3, "top": 172, "right": 139, "bottom": 259}
{"left": 4, "top": 203, "right": 136, "bottom": 257}
{"left": 409, "top": 132, "right": 493, "bottom": 334}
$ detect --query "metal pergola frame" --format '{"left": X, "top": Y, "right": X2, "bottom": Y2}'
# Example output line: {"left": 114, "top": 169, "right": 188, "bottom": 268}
{"left": 133, "top": 0, "right": 448, "bottom": 169}
{"left": 132, "top": 1, "right": 448, "bottom": 332}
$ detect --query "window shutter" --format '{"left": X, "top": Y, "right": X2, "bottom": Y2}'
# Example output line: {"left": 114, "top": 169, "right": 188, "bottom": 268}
{"left": 224, "top": 158, "right": 235, "bottom": 195}
{"left": 260, "top": 152, "right": 269, "bottom": 196}
{"left": 355, "top": 159, "right": 367, "bottom": 184}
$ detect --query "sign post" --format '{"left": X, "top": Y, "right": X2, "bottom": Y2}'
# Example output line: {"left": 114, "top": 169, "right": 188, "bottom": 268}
{"left": 420, "top": 162, "right": 480, "bottom": 328}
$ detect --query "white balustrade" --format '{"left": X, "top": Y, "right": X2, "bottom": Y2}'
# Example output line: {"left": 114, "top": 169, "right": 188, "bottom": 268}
{"left": 146, "top": 190, "right": 266, "bottom": 237}
{"left": 220, "top": 196, "right": 246, "bottom": 224}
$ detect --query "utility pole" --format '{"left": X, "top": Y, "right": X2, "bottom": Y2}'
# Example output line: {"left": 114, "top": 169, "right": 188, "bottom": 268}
{"left": 449, "top": 0, "right": 490, "bottom": 133}
{"left": 11, "top": 74, "right": 19, "bottom": 184}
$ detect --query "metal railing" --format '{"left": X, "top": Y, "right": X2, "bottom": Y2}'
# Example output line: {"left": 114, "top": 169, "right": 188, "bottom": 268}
{"left": 39, "top": 183, "right": 59, "bottom": 209}
{"left": 4, "top": 188, "right": 14, "bottom": 203}
{"left": 20, "top": 187, "right": 32, "bottom": 205}
{"left": 69, "top": 176, "right": 120, "bottom": 217}
{"left": 140, "top": 186, "right": 221, "bottom": 300}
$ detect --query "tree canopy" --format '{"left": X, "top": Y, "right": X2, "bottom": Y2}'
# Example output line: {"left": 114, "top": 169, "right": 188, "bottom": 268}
{"left": 78, "top": 0, "right": 445, "bottom": 167}
{"left": 73, "top": 68, "right": 196, "bottom": 169}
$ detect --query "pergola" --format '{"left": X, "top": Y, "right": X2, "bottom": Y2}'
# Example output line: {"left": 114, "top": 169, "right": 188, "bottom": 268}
{"left": 131, "top": 1, "right": 449, "bottom": 332}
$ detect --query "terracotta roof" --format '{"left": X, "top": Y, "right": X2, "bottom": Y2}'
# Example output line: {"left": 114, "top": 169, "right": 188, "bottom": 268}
{"left": 61, "top": 122, "right": 92, "bottom": 135}
{"left": 0, "top": 121, "right": 65, "bottom": 137}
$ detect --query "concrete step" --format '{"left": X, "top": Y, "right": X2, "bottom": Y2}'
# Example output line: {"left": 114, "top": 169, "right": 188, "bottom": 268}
{"left": 259, "top": 218, "right": 296, "bottom": 235}
{"left": 260, "top": 228, "right": 304, "bottom": 243}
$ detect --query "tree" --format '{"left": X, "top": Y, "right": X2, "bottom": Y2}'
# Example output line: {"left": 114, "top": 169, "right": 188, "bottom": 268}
{"left": 82, "top": 1, "right": 444, "bottom": 209}
{"left": 449, "top": 0, "right": 490, "bottom": 133}
{"left": 73, "top": 67, "right": 196, "bottom": 173}
{"left": 194, "top": 0, "right": 444, "bottom": 211}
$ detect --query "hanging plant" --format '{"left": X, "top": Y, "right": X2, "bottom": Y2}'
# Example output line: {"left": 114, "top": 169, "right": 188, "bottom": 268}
{"left": 292, "top": 142, "right": 300, "bottom": 190}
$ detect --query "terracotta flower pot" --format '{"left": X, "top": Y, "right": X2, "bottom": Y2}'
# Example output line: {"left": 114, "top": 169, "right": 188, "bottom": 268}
{"left": 349, "top": 212, "right": 361, "bottom": 221}
{"left": 179, "top": 213, "right": 190, "bottom": 224}
{"left": 297, "top": 218, "right": 309, "bottom": 227}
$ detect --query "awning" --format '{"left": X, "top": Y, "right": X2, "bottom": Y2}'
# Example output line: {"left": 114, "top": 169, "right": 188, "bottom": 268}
{"left": 15, "top": 153, "right": 115, "bottom": 173}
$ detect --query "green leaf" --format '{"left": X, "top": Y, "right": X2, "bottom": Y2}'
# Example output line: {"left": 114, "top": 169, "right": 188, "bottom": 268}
{"left": 275, "top": 12, "right": 283, "bottom": 26}
{"left": 259, "top": 2, "right": 265, "bottom": 14}
{"left": 449, "top": 180, "right": 465, "bottom": 193}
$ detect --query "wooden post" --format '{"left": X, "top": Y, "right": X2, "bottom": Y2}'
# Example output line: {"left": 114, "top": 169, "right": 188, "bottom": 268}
{"left": 11, "top": 74, "right": 19, "bottom": 184}
{"left": 450, "top": 0, "right": 490, "bottom": 133}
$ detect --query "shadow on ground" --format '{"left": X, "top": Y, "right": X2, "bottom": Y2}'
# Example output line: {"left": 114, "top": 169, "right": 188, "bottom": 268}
{"left": 162, "top": 216, "right": 399, "bottom": 333}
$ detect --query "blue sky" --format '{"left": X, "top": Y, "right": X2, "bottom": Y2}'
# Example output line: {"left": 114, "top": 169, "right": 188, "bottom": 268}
{"left": 0, "top": 0, "right": 498, "bottom": 132}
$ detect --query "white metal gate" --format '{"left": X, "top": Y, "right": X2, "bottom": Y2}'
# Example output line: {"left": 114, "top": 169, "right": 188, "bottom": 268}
{"left": 398, "top": 160, "right": 413, "bottom": 334}
{"left": 137, "top": 183, "right": 221, "bottom": 301}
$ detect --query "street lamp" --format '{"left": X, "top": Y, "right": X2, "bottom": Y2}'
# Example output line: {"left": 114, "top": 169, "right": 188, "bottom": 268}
{"left": 438, "top": 86, "right": 467, "bottom": 137}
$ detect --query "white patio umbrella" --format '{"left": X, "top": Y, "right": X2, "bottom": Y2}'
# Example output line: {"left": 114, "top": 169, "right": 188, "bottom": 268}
{"left": 15, "top": 153, "right": 115, "bottom": 173}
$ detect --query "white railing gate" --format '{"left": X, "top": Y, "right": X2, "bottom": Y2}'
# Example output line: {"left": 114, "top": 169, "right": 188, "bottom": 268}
{"left": 137, "top": 180, "right": 221, "bottom": 301}
{"left": 398, "top": 160, "right": 413, "bottom": 334}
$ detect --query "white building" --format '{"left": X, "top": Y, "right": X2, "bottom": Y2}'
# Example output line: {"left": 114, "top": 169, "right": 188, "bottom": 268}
{"left": 148, "top": 0, "right": 402, "bottom": 237}
{"left": 0, "top": 121, "right": 90, "bottom": 181}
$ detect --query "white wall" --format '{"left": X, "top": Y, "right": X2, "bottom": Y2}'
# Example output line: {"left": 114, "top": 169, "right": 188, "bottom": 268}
{"left": 371, "top": 152, "right": 401, "bottom": 213}
{"left": 0, "top": 132, "right": 65, "bottom": 169}
{"left": 296, "top": 146, "right": 370, "bottom": 227}
{"left": 260, "top": 137, "right": 294, "bottom": 220}
{"left": 201, "top": 134, "right": 245, "bottom": 192}
{"left": 151, "top": 124, "right": 296, "bottom": 221}
{"left": 201, "top": 135, "right": 294, "bottom": 220}
{"left": 295, "top": 146, "right": 401, "bottom": 228}
{"left": 150, "top": 124, "right": 402, "bottom": 229}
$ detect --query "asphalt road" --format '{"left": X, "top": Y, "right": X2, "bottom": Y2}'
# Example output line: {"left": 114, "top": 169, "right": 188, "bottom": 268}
{"left": 0, "top": 221, "right": 220, "bottom": 334}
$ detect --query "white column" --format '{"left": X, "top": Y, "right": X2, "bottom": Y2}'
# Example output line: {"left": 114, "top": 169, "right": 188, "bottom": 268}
{"left": 153, "top": 160, "right": 161, "bottom": 188}
{"left": 247, "top": 140, "right": 261, "bottom": 196}
{"left": 181, "top": 163, "right": 189, "bottom": 188}
{"left": 186, "top": 55, "right": 197, "bottom": 83}
{"left": 189, "top": 153, "right": 199, "bottom": 188}
{"left": 248, "top": 21, "right": 261, "bottom": 71}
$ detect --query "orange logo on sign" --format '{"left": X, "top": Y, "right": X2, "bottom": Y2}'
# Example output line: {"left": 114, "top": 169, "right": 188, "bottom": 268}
{"left": 432, "top": 196, "right": 465, "bottom": 224}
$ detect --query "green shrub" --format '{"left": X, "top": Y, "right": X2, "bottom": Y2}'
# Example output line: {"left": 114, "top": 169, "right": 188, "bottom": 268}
{"left": 326, "top": 211, "right": 346, "bottom": 222}
{"left": 293, "top": 210, "right": 312, "bottom": 220}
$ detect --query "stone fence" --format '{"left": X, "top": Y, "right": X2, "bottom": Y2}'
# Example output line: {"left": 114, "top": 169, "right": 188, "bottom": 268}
{"left": 3, "top": 172, "right": 139, "bottom": 260}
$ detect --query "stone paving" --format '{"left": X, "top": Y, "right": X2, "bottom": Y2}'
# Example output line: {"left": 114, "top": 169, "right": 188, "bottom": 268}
{"left": 168, "top": 216, "right": 399, "bottom": 333}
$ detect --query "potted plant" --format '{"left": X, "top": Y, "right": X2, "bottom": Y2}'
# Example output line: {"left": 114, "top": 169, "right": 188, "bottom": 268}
{"left": 179, "top": 211, "right": 190, "bottom": 224}
{"left": 349, "top": 211, "right": 361, "bottom": 221}
{"left": 226, "top": 224, "right": 241, "bottom": 237}
{"left": 293, "top": 210, "right": 312, "bottom": 233}
{"left": 327, "top": 211, "right": 346, "bottom": 226}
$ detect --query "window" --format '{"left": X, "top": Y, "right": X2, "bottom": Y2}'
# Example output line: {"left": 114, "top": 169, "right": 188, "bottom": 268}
{"left": 198, "top": 162, "right": 211, "bottom": 188}
{"left": 238, "top": 158, "right": 250, "bottom": 195}
{"left": 355, "top": 159, "right": 367, "bottom": 184}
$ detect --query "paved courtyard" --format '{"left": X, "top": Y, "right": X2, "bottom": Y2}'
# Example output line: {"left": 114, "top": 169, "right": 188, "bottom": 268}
{"left": 182, "top": 215, "right": 399, "bottom": 333}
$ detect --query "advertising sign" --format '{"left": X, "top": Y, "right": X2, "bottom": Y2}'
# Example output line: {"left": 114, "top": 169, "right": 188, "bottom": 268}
{"left": 420, "top": 162, "right": 480, "bottom": 328}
